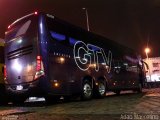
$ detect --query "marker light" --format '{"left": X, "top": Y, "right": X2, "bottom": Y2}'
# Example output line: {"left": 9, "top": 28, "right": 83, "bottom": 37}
{"left": 54, "top": 82, "right": 59, "bottom": 87}
{"left": 8, "top": 25, "right": 11, "bottom": 29}
{"left": 59, "top": 57, "right": 65, "bottom": 64}
{"left": 34, "top": 11, "right": 38, "bottom": 15}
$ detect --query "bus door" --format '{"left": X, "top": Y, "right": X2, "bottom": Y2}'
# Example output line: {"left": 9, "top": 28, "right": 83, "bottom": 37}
{"left": 110, "top": 60, "right": 125, "bottom": 89}
{"left": 124, "top": 61, "right": 140, "bottom": 88}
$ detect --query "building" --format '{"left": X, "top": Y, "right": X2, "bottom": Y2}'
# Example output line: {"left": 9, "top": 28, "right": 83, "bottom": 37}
{"left": 143, "top": 57, "right": 160, "bottom": 82}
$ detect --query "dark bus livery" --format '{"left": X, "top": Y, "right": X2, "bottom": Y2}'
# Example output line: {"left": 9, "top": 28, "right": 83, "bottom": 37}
{"left": 5, "top": 12, "right": 146, "bottom": 103}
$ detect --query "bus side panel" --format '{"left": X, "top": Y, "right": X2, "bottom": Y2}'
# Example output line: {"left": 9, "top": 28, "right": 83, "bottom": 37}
{"left": 108, "top": 59, "right": 140, "bottom": 91}
{"left": 48, "top": 39, "right": 83, "bottom": 95}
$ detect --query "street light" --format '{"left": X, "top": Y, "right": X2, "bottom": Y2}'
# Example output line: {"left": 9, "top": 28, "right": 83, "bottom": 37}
{"left": 82, "top": 8, "right": 90, "bottom": 31}
{"left": 145, "top": 47, "right": 150, "bottom": 59}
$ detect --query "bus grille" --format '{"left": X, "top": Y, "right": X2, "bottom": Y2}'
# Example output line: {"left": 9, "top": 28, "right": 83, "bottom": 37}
{"left": 7, "top": 45, "right": 33, "bottom": 60}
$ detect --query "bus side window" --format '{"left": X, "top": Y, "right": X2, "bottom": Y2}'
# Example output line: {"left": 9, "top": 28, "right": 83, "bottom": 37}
{"left": 113, "top": 60, "right": 121, "bottom": 73}
{"left": 50, "top": 31, "right": 69, "bottom": 45}
{"left": 121, "top": 62, "right": 129, "bottom": 71}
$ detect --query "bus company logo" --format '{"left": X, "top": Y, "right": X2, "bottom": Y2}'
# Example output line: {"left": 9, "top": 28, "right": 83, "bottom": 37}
{"left": 73, "top": 41, "right": 112, "bottom": 73}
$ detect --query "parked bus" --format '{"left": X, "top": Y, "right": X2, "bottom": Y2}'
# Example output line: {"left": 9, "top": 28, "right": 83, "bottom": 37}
{"left": 4, "top": 12, "right": 146, "bottom": 103}
{"left": 0, "top": 38, "right": 7, "bottom": 104}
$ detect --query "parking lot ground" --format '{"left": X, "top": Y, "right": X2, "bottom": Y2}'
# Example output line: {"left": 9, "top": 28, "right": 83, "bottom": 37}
{"left": 0, "top": 88, "right": 160, "bottom": 120}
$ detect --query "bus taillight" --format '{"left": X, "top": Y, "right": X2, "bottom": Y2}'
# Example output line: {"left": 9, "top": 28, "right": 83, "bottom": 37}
{"left": 36, "top": 56, "right": 42, "bottom": 71}
{"left": 34, "top": 56, "right": 45, "bottom": 80}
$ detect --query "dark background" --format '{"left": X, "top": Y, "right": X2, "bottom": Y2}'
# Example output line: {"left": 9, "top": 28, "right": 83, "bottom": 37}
{"left": 0, "top": 0, "right": 160, "bottom": 57}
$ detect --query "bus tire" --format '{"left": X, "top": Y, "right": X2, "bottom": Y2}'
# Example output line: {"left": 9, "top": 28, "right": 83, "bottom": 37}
{"left": 81, "top": 80, "right": 93, "bottom": 100}
{"left": 94, "top": 80, "right": 106, "bottom": 98}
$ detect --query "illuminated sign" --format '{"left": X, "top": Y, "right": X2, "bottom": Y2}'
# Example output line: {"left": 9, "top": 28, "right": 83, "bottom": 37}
{"left": 73, "top": 41, "right": 112, "bottom": 73}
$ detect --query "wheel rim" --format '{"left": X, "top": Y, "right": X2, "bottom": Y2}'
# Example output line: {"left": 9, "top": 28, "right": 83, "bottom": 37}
{"left": 98, "top": 83, "right": 105, "bottom": 95}
{"left": 83, "top": 83, "right": 92, "bottom": 98}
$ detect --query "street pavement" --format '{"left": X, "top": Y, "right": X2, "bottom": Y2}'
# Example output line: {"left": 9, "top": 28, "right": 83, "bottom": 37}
{"left": 0, "top": 88, "right": 160, "bottom": 120}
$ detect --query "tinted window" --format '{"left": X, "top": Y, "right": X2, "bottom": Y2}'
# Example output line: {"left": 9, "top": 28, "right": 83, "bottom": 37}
{"left": 50, "top": 31, "right": 66, "bottom": 41}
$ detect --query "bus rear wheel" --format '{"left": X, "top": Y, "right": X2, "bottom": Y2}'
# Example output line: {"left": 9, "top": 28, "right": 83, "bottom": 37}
{"left": 81, "top": 80, "right": 93, "bottom": 100}
{"left": 94, "top": 80, "right": 106, "bottom": 98}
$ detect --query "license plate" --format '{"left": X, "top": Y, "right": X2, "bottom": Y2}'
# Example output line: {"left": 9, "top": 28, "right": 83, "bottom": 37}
{"left": 16, "top": 85, "right": 23, "bottom": 90}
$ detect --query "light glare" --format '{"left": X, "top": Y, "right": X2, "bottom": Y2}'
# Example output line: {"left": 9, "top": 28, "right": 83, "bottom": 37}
{"left": 145, "top": 47, "right": 150, "bottom": 54}
{"left": 34, "top": 11, "right": 38, "bottom": 15}
{"left": 12, "top": 59, "right": 22, "bottom": 73}
{"left": 8, "top": 25, "right": 11, "bottom": 29}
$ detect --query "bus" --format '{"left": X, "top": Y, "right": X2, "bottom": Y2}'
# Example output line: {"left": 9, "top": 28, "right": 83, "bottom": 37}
{"left": 0, "top": 38, "right": 7, "bottom": 104}
{"left": 4, "top": 12, "right": 146, "bottom": 103}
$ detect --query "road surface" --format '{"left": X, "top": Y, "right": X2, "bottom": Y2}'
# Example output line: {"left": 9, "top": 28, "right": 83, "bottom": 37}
{"left": 0, "top": 88, "right": 160, "bottom": 120}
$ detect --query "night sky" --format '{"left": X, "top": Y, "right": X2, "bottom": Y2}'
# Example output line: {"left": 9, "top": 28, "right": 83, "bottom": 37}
{"left": 0, "top": 0, "right": 160, "bottom": 57}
